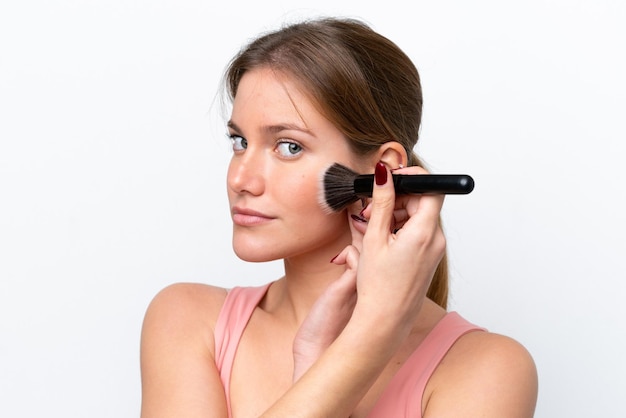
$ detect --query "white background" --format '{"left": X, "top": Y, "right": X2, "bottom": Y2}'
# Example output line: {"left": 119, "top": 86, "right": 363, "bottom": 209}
{"left": 1, "top": 1, "right": 624, "bottom": 417}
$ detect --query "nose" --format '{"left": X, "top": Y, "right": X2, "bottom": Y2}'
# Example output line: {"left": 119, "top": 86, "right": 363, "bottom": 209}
{"left": 227, "top": 150, "right": 265, "bottom": 196}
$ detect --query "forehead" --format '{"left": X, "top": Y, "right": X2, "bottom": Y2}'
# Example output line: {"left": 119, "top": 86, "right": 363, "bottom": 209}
{"left": 231, "top": 68, "right": 320, "bottom": 127}
{"left": 229, "top": 67, "right": 361, "bottom": 159}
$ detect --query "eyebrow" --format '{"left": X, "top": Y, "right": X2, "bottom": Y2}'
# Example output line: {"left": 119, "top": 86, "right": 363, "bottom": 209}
{"left": 227, "top": 120, "right": 312, "bottom": 136}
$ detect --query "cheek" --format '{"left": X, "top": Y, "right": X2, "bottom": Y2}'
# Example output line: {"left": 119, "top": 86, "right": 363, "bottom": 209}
{"left": 282, "top": 173, "right": 348, "bottom": 235}
{"left": 275, "top": 171, "right": 351, "bottom": 240}
{"left": 279, "top": 172, "right": 321, "bottom": 211}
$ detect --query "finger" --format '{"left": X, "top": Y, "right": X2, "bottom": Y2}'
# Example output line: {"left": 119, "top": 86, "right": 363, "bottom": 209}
{"left": 331, "top": 244, "right": 360, "bottom": 272}
{"left": 390, "top": 165, "right": 429, "bottom": 176}
{"left": 393, "top": 166, "right": 444, "bottom": 225}
{"left": 364, "top": 162, "right": 396, "bottom": 241}
{"left": 392, "top": 207, "right": 409, "bottom": 227}
{"left": 360, "top": 203, "right": 408, "bottom": 223}
{"left": 404, "top": 192, "right": 445, "bottom": 227}
{"left": 348, "top": 208, "right": 366, "bottom": 252}
{"left": 398, "top": 193, "right": 446, "bottom": 256}
{"left": 351, "top": 205, "right": 409, "bottom": 237}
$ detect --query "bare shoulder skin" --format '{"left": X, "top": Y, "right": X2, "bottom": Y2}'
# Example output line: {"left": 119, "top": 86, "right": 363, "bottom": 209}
{"left": 140, "top": 283, "right": 228, "bottom": 417}
{"left": 423, "top": 329, "right": 538, "bottom": 417}
{"left": 140, "top": 284, "right": 537, "bottom": 418}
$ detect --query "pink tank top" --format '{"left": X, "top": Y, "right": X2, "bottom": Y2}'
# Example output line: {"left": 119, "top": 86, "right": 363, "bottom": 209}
{"left": 214, "top": 283, "right": 485, "bottom": 417}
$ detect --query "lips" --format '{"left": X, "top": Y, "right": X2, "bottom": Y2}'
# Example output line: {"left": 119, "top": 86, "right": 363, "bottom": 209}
{"left": 231, "top": 206, "right": 275, "bottom": 226}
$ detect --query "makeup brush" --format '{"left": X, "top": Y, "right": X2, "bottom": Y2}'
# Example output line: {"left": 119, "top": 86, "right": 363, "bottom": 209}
{"left": 320, "top": 162, "right": 474, "bottom": 213}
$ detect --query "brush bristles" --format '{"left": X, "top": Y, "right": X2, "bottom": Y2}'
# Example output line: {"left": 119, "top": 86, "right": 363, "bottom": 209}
{"left": 319, "top": 163, "right": 362, "bottom": 213}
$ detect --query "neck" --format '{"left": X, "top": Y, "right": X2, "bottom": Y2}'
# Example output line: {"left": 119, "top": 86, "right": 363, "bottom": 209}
{"left": 263, "top": 240, "right": 350, "bottom": 327}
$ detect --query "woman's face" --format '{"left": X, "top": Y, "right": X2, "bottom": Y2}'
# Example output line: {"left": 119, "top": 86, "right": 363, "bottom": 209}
{"left": 226, "top": 67, "right": 364, "bottom": 263}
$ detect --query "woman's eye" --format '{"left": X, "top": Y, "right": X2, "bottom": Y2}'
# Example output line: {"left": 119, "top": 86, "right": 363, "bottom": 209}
{"left": 230, "top": 135, "right": 247, "bottom": 151}
{"left": 276, "top": 141, "right": 303, "bottom": 158}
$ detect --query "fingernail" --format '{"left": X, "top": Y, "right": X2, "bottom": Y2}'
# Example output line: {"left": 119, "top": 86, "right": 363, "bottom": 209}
{"left": 351, "top": 214, "right": 367, "bottom": 223}
{"left": 375, "top": 162, "right": 387, "bottom": 185}
{"left": 330, "top": 254, "right": 339, "bottom": 263}
{"left": 359, "top": 201, "right": 370, "bottom": 217}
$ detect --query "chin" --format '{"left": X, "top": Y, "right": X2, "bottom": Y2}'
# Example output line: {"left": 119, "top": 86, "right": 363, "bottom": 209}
{"left": 233, "top": 252, "right": 278, "bottom": 263}
{"left": 232, "top": 240, "right": 282, "bottom": 263}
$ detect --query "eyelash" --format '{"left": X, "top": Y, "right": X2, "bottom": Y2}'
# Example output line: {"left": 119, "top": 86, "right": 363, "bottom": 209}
{"left": 227, "top": 134, "right": 246, "bottom": 151}
{"left": 274, "top": 139, "right": 303, "bottom": 158}
{"left": 227, "top": 133, "right": 304, "bottom": 158}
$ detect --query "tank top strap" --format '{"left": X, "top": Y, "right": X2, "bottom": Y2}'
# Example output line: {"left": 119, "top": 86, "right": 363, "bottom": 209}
{"left": 368, "top": 311, "right": 486, "bottom": 417}
{"left": 214, "top": 282, "right": 272, "bottom": 416}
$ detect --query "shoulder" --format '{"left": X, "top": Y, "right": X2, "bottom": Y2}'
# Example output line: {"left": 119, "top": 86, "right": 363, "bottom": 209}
{"left": 140, "top": 284, "right": 231, "bottom": 416}
{"left": 146, "top": 282, "right": 228, "bottom": 319}
{"left": 424, "top": 329, "right": 538, "bottom": 417}
{"left": 141, "top": 283, "right": 228, "bottom": 353}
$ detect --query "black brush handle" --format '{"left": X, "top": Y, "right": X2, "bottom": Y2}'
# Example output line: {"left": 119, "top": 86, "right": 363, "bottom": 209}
{"left": 353, "top": 174, "right": 474, "bottom": 196}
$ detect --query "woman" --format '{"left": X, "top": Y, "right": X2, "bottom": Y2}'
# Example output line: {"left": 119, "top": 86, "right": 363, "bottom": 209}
{"left": 140, "top": 17, "right": 538, "bottom": 417}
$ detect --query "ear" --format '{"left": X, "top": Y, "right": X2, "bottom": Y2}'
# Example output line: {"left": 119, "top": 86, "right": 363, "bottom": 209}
{"left": 376, "top": 141, "right": 408, "bottom": 169}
